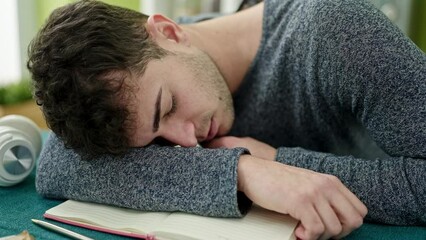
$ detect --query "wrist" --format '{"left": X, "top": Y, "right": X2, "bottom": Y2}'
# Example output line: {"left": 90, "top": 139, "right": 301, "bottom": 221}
{"left": 237, "top": 154, "right": 264, "bottom": 193}
{"left": 269, "top": 148, "right": 278, "bottom": 161}
{"left": 237, "top": 154, "right": 251, "bottom": 193}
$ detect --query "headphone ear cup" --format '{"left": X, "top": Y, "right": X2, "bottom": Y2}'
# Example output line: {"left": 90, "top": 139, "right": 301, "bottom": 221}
{"left": 0, "top": 115, "right": 42, "bottom": 157}
{"left": 0, "top": 115, "right": 42, "bottom": 187}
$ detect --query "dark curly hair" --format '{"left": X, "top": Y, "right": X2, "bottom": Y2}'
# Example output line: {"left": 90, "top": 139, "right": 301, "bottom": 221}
{"left": 27, "top": 0, "right": 168, "bottom": 155}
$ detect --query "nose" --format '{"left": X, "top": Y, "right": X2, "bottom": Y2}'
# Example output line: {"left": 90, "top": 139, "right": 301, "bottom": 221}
{"left": 162, "top": 121, "right": 198, "bottom": 147}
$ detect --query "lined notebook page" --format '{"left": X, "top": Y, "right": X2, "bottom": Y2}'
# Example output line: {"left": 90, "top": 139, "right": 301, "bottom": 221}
{"left": 153, "top": 206, "right": 297, "bottom": 240}
{"left": 45, "top": 200, "right": 297, "bottom": 240}
{"left": 45, "top": 200, "right": 170, "bottom": 234}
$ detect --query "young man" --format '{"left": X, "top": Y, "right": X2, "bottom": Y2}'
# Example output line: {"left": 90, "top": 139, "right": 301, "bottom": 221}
{"left": 29, "top": 0, "right": 425, "bottom": 239}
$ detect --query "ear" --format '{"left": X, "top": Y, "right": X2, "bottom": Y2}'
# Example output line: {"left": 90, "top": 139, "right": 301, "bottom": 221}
{"left": 146, "top": 14, "right": 190, "bottom": 46}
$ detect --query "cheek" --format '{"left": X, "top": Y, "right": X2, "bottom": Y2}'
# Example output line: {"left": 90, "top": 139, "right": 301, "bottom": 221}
{"left": 129, "top": 127, "right": 153, "bottom": 147}
{"left": 177, "top": 91, "right": 213, "bottom": 118}
{"left": 172, "top": 77, "right": 219, "bottom": 117}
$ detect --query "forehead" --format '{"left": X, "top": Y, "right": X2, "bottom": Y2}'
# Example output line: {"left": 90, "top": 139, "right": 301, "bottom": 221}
{"left": 132, "top": 55, "right": 189, "bottom": 99}
{"left": 132, "top": 58, "right": 174, "bottom": 103}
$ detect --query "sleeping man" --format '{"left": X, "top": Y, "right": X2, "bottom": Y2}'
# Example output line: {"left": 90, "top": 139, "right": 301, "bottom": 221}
{"left": 28, "top": 0, "right": 425, "bottom": 239}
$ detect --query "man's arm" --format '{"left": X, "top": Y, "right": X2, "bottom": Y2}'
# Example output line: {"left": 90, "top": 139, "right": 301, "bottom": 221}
{"left": 208, "top": 135, "right": 425, "bottom": 227}
{"left": 237, "top": 154, "right": 366, "bottom": 240}
{"left": 36, "top": 134, "right": 251, "bottom": 217}
{"left": 277, "top": 147, "right": 426, "bottom": 225}
{"left": 308, "top": 0, "right": 426, "bottom": 226}
{"left": 261, "top": 0, "right": 425, "bottom": 226}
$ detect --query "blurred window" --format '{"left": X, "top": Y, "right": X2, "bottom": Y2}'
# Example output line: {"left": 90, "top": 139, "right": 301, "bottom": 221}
{"left": 0, "top": 0, "right": 21, "bottom": 86}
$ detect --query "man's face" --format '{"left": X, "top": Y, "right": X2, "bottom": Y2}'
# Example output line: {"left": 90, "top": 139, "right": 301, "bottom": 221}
{"left": 128, "top": 48, "right": 235, "bottom": 147}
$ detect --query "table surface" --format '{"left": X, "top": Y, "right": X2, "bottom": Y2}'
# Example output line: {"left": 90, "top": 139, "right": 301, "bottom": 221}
{"left": 1, "top": 132, "right": 425, "bottom": 239}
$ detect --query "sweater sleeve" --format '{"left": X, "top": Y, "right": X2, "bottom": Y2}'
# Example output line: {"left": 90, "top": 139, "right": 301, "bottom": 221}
{"left": 276, "top": 148, "right": 425, "bottom": 225}
{"left": 36, "top": 134, "right": 252, "bottom": 217}
{"left": 277, "top": 0, "right": 426, "bottom": 225}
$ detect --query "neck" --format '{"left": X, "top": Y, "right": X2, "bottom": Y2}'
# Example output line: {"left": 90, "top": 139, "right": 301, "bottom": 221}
{"left": 181, "top": 3, "right": 263, "bottom": 93}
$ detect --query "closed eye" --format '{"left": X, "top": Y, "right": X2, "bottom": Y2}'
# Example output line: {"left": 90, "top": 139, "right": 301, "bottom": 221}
{"left": 164, "top": 95, "right": 177, "bottom": 118}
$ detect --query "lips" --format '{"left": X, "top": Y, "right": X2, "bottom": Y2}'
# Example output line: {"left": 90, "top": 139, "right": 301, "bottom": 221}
{"left": 205, "top": 118, "right": 218, "bottom": 142}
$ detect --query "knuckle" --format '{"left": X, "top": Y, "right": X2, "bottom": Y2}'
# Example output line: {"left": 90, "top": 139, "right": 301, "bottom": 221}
{"left": 329, "top": 224, "right": 343, "bottom": 236}
{"left": 347, "top": 216, "right": 364, "bottom": 228}
{"left": 361, "top": 205, "right": 368, "bottom": 217}
{"left": 326, "top": 174, "right": 341, "bottom": 184}
{"left": 315, "top": 175, "right": 335, "bottom": 190}
{"left": 311, "top": 223, "right": 325, "bottom": 236}
{"left": 299, "top": 188, "right": 318, "bottom": 203}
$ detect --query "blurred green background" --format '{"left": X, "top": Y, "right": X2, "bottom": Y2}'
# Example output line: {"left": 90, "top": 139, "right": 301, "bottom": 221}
{"left": 409, "top": 0, "right": 426, "bottom": 51}
{"left": 35, "top": 0, "right": 140, "bottom": 27}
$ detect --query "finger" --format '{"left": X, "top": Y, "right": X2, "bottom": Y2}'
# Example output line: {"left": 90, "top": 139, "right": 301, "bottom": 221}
{"left": 294, "top": 205, "right": 325, "bottom": 240}
{"left": 203, "top": 138, "right": 226, "bottom": 148}
{"left": 329, "top": 190, "right": 364, "bottom": 238}
{"left": 294, "top": 222, "right": 306, "bottom": 240}
{"left": 314, "top": 197, "right": 342, "bottom": 240}
{"left": 332, "top": 177, "right": 368, "bottom": 217}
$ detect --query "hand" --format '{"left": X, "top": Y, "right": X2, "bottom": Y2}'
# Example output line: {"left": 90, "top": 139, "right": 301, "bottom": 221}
{"left": 238, "top": 155, "right": 367, "bottom": 240}
{"left": 204, "top": 136, "right": 277, "bottom": 161}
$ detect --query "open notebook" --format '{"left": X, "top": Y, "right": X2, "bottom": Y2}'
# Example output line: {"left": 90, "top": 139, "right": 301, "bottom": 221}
{"left": 43, "top": 200, "right": 298, "bottom": 240}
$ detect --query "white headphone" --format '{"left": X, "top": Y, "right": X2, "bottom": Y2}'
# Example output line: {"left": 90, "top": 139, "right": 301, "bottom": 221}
{"left": 0, "top": 115, "right": 42, "bottom": 187}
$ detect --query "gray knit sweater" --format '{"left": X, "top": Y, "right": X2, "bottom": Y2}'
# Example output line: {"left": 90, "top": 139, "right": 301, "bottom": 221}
{"left": 36, "top": 0, "right": 426, "bottom": 225}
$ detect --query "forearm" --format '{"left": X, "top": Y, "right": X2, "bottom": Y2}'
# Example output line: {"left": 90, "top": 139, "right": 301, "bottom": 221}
{"left": 36, "top": 134, "right": 251, "bottom": 217}
{"left": 276, "top": 147, "right": 426, "bottom": 225}
{"left": 237, "top": 153, "right": 367, "bottom": 239}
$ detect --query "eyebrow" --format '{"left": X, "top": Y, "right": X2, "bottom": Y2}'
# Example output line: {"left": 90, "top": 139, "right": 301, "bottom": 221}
{"left": 152, "top": 87, "right": 162, "bottom": 133}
